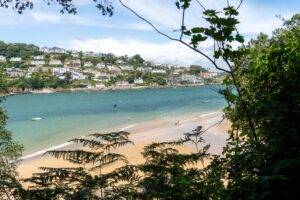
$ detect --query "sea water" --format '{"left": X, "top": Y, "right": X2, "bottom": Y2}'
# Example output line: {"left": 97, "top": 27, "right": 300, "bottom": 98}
{"left": 2, "top": 85, "right": 226, "bottom": 156}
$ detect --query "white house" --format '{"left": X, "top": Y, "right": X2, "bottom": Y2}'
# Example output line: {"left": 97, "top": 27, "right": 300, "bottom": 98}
{"left": 152, "top": 69, "right": 166, "bottom": 74}
{"left": 134, "top": 78, "right": 144, "bottom": 85}
{"left": 5, "top": 68, "right": 24, "bottom": 78}
{"left": 52, "top": 67, "right": 69, "bottom": 76}
{"left": 83, "top": 61, "right": 93, "bottom": 68}
{"left": 40, "top": 47, "right": 50, "bottom": 53}
{"left": 10, "top": 57, "right": 22, "bottom": 62}
{"left": 119, "top": 65, "right": 134, "bottom": 71}
{"left": 33, "top": 55, "right": 44, "bottom": 60}
{"left": 83, "top": 69, "right": 98, "bottom": 74}
{"left": 0, "top": 55, "right": 6, "bottom": 62}
{"left": 137, "top": 67, "right": 152, "bottom": 72}
{"left": 49, "top": 59, "right": 62, "bottom": 66}
{"left": 30, "top": 60, "right": 45, "bottom": 66}
{"left": 94, "top": 72, "right": 110, "bottom": 82}
{"left": 28, "top": 66, "right": 42, "bottom": 73}
{"left": 180, "top": 74, "right": 204, "bottom": 85}
{"left": 71, "top": 71, "right": 86, "bottom": 80}
{"left": 83, "top": 51, "right": 94, "bottom": 57}
{"left": 116, "top": 59, "right": 125, "bottom": 64}
{"left": 96, "top": 63, "right": 106, "bottom": 69}
{"left": 173, "top": 69, "right": 183, "bottom": 75}
{"left": 72, "top": 53, "right": 79, "bottom": 58}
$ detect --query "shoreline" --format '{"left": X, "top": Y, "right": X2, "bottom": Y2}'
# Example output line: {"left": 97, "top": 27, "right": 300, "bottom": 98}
{"left": 17, "top": 111, "right": 230, "bottom": 179}
{"left": 8, "top": 83, "right": 220, "bottom": 96}
{"left": 19, "top": 111, "right": 221, "bottom": 161}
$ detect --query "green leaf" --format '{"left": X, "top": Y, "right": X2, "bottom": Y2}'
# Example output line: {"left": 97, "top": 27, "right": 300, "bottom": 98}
{"left": 191, "top": 27, "right": 205, "bottom": 33}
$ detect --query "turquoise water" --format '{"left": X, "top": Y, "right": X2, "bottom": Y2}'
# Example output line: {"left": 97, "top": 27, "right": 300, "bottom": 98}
{"left": 2, "top": 86, "right": 225, "bottom": 155}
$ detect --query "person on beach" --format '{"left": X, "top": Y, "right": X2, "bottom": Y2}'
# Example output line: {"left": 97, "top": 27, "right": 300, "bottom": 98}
{"left": 175, "top": 120, "right": 180, "bottom": 128}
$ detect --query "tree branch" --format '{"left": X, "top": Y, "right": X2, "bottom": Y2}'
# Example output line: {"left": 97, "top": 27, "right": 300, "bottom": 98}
{"left": 195, "top": 0, "right": 206, "bottom": 11}
{"left": 118, "top": 0, "right": 231, "bottom": 74}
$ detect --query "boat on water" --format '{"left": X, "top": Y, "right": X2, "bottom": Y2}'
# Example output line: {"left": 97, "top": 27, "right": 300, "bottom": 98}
{"left": 31, "top": 117, "right": 43, "bottom": 121}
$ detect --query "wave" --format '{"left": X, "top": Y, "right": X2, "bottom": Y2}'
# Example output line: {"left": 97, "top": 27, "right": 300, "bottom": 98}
{"left": 21, "top": 124, "right": 137, "bottom": 161}
{"left": 21, "top": 141, "right": 73, "bottom": 160}
{"left": 199, "top": 111, "right": 221, "bottom": 118}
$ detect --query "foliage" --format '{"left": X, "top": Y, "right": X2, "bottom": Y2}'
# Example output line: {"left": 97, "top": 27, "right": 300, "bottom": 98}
{"left": 0, "top": 0, "right": 113, "bottom": 15}
{"left": 0, "top": 75, "right": 23, "bottom": 199}
{"left": 217, "top": 15, "right": 300, "bottom": 199}
{"left": 189, "top": 65, "right": 208, "bottom": 75}
{"left": 0, "top": 1, "right": 299, "bottom": 199}
{"left": 137, "top": 126, "right": 213, "bottom": 199}
{"left": 20, "top": 126, "right": 216, "bottom": 200}
{"left": 129, "top": 54, "right": 144, "bottom": 67}
{"left": 0, "top": 41, "right": 39, "bottom": 60}
{"left": 20, "top": 131, "right": 134, "bottom": 199}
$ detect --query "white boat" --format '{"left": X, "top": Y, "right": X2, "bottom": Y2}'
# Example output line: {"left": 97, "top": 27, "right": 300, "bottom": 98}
{"left": 31, "top": 117, "right": 43, "bottom": 121}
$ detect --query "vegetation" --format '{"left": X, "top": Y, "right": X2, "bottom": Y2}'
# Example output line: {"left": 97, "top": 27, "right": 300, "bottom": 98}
{"left": 0, "top": 41, "right": 39, "bottom": 60}
{"left": 0, "top": 0, "right": 299, "bottom": 199}
{"left": 0, "top": 74, "right": 23, "bottom": 199}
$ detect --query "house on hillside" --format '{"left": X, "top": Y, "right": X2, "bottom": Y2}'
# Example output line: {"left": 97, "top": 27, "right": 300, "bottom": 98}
{"left": 152, "top": 69, "right": 166, "bottom": 74}
{"left": 134, "top": 78, "right": 144, "bottom": 85}
{"left": 49, "top": 59, "right": 62, "bottom": 66}
{"left": 40, "top": 47, "right": 50, "bottom": 53}
{"left": 52, "top": 67, "right": 69, "bottom": 79}
{"left": 0, "top": 55, "right": 6, "bottom": 62}
{"left": 96, "top": 63, "right": 106, "bottom": 69}
{"left": 5, "top": 68, "right": 24, "bottom": 78}
{"left": 28, "top": 66, "right": 42, "bottom": 73}
{"left": 10, "top": 57, "right": 22, "bottom": 62}
{"left": 94, "top": 72, "right": 111, "bottom": 83}
{"left": 137, "top": 67, "right": 152, "bottom": 72}
{"left": 107, "top": 66, "right": 121, "bottom": 75}
{"left": 83, "top": 69, "right": 98, "bottom": 74}
{"left": 70, "top": 71, "right": 86, "bottom": 80}
{"left": 33, "top": 55, "right": 44, "bottom": 60}
{"left": 65, "top": 59, "right": 81, "bottom": 68}
{"left": 83, "top": 51, "right": 94, "bottom": 57}
{"left": 83, "top": 61, "right": 93, "bottom": 68}
{"left": 173, "top": 69, "right": 183, "bottom": 75}
{"left": 72, "top": 53, "right": 79, "bottom": 58}
{"left": 199, "top": 71, "right": 218, "bottom": 79}
{"left": 30, "top": 60, "right": 45, "bottom": 66}
{"left": 180, "top": 74, "right": 204, "bottom": 85}
{"left": 119, "top": 65, "right": 134, "bottom": 71}
{"left": 168, "top": 76, "right": 180, "bottom": 85}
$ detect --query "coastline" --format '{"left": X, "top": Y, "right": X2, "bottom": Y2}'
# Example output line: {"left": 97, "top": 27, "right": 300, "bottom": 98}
{"left": 8, "top": 83, "right": 220, "bottom": 96}
{"left": 17, "top": 111, "right": 230, "bottom": 180}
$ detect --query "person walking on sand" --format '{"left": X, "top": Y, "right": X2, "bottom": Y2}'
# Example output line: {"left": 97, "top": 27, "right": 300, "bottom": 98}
{"left": 175, "top": 120, "right": 180, "bottom": 128}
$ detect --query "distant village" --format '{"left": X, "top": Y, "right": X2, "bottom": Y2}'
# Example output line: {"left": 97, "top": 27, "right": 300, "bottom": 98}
{"left": 0, "top": 44, "right": 225, "bottom": 93}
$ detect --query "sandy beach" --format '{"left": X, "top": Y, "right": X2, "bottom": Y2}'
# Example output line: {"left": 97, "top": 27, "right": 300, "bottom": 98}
{"left": 17, "top": 111, "right": 230, "bottom": 184}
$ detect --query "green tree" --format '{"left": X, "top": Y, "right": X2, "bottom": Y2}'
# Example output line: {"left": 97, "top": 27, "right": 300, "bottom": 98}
{"left": 63, "top": 71, "right": 72, "bottom": 85}
{"left": 216, "top": 15, "right": 300, "bottom": 199}
{"left": 189, "top": 65, "right": 208, "bottom": 75}
{"left": 130, "top": 54, "right": 144, "bottom": 67}
{"left": 0, "top": 72, "right": 23, "bottom": 199}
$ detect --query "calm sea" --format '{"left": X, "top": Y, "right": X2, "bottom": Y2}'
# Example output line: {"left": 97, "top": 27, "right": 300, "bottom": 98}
{"left": 2, "top": 85, "right": 225, "bottom": 156}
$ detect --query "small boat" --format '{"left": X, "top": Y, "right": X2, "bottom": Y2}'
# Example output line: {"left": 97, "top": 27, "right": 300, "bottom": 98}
{"left": 31, "top": 117, "right": 43, "bottom": 121}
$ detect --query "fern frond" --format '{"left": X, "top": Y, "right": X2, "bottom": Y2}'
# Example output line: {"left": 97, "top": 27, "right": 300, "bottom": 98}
{"left": 90, "top": 153, "right": 128, "bottom": 171}
{"left": 45, "top": 150, "right": 104, "bottom": 164}
{"left": 69, "top": 138, "right": 105, "bottom": 149}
